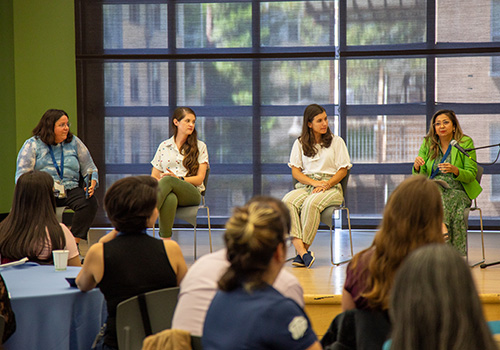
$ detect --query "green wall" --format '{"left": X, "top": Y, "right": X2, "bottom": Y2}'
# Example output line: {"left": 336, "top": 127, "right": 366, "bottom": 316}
{"left": 0, "top": 0, "right": 77, "bottom": 213}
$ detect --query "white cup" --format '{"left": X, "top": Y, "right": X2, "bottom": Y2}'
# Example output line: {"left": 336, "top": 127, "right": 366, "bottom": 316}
{"left": 53, "top": 250, "right": 69, "bottom": 271}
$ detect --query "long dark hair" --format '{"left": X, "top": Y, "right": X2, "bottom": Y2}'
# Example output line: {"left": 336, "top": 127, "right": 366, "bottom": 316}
{"left": 0, "top": 171, "right": 65, "bottom": 263}
{"left": 424, "top": 109, "right": 465, "bottom": 160}
{"left": 32, "top": 109, "right": 74, "bottom": 145}
{"left": 218, "top": 197, "right": 290, "bottom": 292}
{"left": 390, "top": 244, "right": 497, "bottom": 350}
{"left": 172, "top": 107, "right": 199, "bottom": 177}
{"left": 299, "top": 104, "right": 333, "bottom": 157}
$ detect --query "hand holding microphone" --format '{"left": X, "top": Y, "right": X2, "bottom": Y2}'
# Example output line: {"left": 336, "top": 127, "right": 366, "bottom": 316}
{"left": 85, "top": 169, "right": 93, "bottom": 199}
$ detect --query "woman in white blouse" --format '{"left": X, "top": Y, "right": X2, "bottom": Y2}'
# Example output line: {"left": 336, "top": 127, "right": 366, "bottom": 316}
{"left": 151, "top": 107, "right": 209, "bottom": 238}
{"left": 282, "top": 104, "right": 352, "bottom": 268}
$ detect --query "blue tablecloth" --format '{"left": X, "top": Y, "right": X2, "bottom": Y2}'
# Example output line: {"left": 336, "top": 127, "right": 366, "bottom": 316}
{"left": 1, "top": 264, "right": 105, "bottom": 350}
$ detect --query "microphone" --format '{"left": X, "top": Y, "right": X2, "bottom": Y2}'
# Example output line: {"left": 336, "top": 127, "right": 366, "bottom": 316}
{"left": 450, "top": 140, "right": 472, "bottom": 159}
{"left": 85, "top": 169, "right": 93, "bottom": 199}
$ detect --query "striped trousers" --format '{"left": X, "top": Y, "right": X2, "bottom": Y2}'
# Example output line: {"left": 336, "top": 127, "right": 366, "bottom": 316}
{"left": 282, "top": 177, "right": 343, "bottom": 246}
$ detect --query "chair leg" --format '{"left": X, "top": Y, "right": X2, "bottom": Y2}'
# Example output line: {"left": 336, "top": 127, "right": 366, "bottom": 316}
{"left": 468, "top": 208, "right": 485, "bottom": 268}
{"left": 206, "top": 207, "right": 212, "bottom": 253}
{"left": 194, "top": 226, "right": 197, "bottom": 260}
{"left": 331, "top": 208, "right": 353, "bottom": 266}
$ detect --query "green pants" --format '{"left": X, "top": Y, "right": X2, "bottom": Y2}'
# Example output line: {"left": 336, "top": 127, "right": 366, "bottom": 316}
{"left": 157, "top": 176, "right": 201, "bottom": 238}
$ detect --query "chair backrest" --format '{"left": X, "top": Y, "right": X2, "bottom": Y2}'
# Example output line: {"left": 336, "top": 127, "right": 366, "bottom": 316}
{"left": 116, "top": 286, "right": 180, "bottom": 350}
{"left": 476, "top": 164, "right": 484, "bottom": 184}
{"left": 200, "top": 168, "right": 210, "bottom": 197}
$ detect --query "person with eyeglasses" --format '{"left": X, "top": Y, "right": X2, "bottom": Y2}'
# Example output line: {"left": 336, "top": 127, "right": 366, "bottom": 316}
{"left": 202, "top": 197, "right": 321, "bottom": 350}
{"left": 171, "top": 196, "right": 304, "bottom": 338}
{"left": 15, "top": 109, "right": 99, "bottom": 245}
{"left": 412, "top": 109, "right": 482, "bottom": 255}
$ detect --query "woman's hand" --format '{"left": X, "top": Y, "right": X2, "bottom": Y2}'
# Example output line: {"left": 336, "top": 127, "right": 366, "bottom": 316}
{"left": 312, "top": 180, "right": 330, "bottom": 193}
{"left": 85, "top": 180, "right": 97, "bottom": 198}
{"left": 160, "top": 168, "right": 180, "bottom": 179}
{"left": 414, "top": 156, "right": 425, "bottom": 172}
{"left": 438, "top": 163, "right": 459, "bottom": 176}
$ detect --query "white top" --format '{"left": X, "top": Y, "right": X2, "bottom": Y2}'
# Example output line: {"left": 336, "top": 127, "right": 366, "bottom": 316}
{"left": 288, "top": 135, "right": 352, "bottom": 175}
{"left": 171, "top": 249, "right": 305, "bottom": 336}
{"left": 151, "top": 136, "right": 209, "bottom": 192}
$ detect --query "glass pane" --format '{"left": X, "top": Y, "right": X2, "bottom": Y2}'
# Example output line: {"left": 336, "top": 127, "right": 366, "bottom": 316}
{"left": 347, "top": 115, "right": 426, "bottom": 163}
{"left": 103, "top": 4, "right": 168, "bottom": 49}
{"left": 200, "top": 116, "right": 253, "bottom": 164}
{"left": 105, "top": 116, "right": 169, "bottom": 164}
{"left": 346, "top": 0, "right": 426, "bottom": 45}
{"left": 346, "top": 58, "right": 426, "bottom": 104}
{"left": 437, "top": 0, "right": 495, "bottom": 43}
{"left": 260, "top": 1, "right": 336, "bottom": 47}
{"left": 205, "top": 175, "right": 253, "bottom": 216}
{"left": 261, "top": 60, "right": 337, "bottom": 105}
{"left": 263, "top": 174, "right": 294, "bottom": 200}
{"left": 104, "top": 62, "right": 169, "bottom": 106}
{"left": 176, "top": 3, "right": 251, "bottom": 48}
{"left": 177, "top": 61, "right": 252, "bottom": 106}
{"left": 452, "top": 114, "right": 500, "bottom": 165}
{"left": 486, "top": 175, "right": 500, "bottom": 217}
{"left": 261, "top": 115, "right": 339, "bottom": 163}
{"left": 349, "top": 174, "right": 408, "bottom": 216}
{"left": 436, "top": 56, "right": 500, "bottom": 103}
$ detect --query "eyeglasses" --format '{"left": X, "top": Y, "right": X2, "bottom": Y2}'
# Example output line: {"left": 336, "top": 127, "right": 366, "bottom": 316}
{"left": 433, "top": 120, "right": 451, "bottom": 127}
{"left": 56, "top": 122, "right": 71, "bottom": 128}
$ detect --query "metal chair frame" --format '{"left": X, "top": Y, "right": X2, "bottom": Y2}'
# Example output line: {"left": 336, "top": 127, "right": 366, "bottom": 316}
{"left": 464, "top": 165, "right": 485, "bottom": 268}
{"left": 153, "top": 169, "right": 212, "bottom": 259}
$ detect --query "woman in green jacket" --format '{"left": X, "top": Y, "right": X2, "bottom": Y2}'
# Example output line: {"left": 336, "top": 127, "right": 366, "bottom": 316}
{"left": 413, "top": 110, "right": 481, "bottom": 255}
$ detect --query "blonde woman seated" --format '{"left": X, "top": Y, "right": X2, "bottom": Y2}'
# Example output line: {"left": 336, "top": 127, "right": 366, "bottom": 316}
{"left": 202, "top": 200, "right": 321, "bottom": 350}
{"left": 76, "top": 176, "right": 187, "bottom": 350}
{"left": 388, "top": 244, "right": 496, "bottom": 350}
{"left": 0, "top": 171, "right": 80, "bottom": 266}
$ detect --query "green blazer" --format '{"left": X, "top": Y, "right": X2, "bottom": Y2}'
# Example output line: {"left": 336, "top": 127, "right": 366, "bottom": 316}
{"left": 412, "top": 135, "right": 482, "bottom": 200}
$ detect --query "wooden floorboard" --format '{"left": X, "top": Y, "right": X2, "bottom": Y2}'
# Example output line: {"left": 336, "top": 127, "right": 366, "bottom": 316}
{"left": 84, "top": 227, "right": 500, "bottom": 337}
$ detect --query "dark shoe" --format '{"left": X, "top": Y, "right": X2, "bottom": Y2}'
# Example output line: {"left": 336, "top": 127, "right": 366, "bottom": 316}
{"left": 302, "top": 251, "right": 316, "bottom": 268}
{"left": 292, "top": 255, "right": 305, "bottom": 267}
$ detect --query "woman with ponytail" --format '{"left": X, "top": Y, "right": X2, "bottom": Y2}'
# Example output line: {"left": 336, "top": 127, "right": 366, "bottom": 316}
{"left": 202, "top": 198, "right": 321, "bottom": 350}
{"left": 151, "top": 107, "right": 209, "bottom": 238}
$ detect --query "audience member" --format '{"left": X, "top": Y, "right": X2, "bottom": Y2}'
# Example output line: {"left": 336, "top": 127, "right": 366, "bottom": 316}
{"left": 283, "top": 104, "right": 351, "bottom": 268}
{"left": 342, "top": 175, "right": 444, "bottom": 312}
{"left": 15, "top": 109, "right": 99, "bottom": 243}
{"left": 76, "top": 175, "right": 187, "bottom": 350}
{"left": 202, "top": 199, "right": 321, "bottom": 350}
{"left": 0, "top": 171, "right": 80, "bottom": 266}
{"left": 388, "top": 244, "right": 496, "bottom": 350}
{"left": 0, "top": 273, "right": 16, "bottom": 343}
{"left": 151, "top": 107, "right": 209, "bottom": 238}
{"left": 172, "top": 196, "right": 305, "bottom": 337}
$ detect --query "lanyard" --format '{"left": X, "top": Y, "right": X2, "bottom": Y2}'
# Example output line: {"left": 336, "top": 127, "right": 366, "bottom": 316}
{"left": 48, "top": 144, "right": 64, "bottom": 181}
{"left": 430, "top": 143, "right": 452, "bottom": 179}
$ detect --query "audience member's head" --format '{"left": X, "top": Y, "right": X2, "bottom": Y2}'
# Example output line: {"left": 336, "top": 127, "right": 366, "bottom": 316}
{"left": 389, "top": 244, "right": 496, "bottom": 350}
{"left": 0, "top": 170, "right": 65, "bottom": 261}
{"left": 218, "top": 196, "right": 290, "bottom": 292}
{"left": 351, "top": 175, "right": 445, "bottom": 310}
{"left": 104, "top": 175, "right": 158, "bottom": 233}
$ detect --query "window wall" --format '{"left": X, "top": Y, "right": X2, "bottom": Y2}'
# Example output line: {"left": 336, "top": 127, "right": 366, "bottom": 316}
{"left": 76, "top": 0, "right": 500, "bottom": 227}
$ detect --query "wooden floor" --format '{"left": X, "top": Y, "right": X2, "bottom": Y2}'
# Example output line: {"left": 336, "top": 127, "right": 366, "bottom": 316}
{"left": 83, "top": 227, "right": 500, "bottom": 337}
